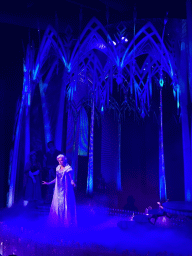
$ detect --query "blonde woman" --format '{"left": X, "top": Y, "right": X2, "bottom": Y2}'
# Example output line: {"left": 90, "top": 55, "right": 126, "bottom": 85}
{"left": 42, "top": 154, "right": 77, "bottom": 227}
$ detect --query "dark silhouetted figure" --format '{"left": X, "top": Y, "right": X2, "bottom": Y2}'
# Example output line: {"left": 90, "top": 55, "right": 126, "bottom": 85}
{"left": 123, "top": 195, "right": 138, "bottom": 212}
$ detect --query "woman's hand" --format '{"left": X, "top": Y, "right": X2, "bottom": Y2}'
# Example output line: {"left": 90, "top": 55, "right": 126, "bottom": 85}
{"left": 71, "top": 180, "right": 76, "bottom": 187}
{"left": 33, "top": 170, "right": 40, "bottom": 175}
{"left": 29, "top": 171, "right": 36, "bottom": 183}
{"left": 42, "top": 181, "right": 49, "bottom": 185}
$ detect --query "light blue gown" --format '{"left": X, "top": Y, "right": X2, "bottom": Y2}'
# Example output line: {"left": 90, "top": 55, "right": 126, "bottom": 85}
{"left": 48, "top": 164, "right": 77, "bottom": 227}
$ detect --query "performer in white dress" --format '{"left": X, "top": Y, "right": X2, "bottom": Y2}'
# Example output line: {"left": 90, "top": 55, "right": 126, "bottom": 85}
{"left": 42, "top": 154, "right": 77, "bottom": 227}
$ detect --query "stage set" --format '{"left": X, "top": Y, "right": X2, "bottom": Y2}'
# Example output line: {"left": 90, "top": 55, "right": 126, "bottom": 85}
{"left": 2, "top": 1, "right": 192, "bottom": 255}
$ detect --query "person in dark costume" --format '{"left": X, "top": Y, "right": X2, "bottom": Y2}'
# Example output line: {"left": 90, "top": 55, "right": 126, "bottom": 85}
{"left": 23, "top": 151, "right": 42, "bottom": 207}
{"left": 43, "top": 141, "right": 61, "bottom": 202}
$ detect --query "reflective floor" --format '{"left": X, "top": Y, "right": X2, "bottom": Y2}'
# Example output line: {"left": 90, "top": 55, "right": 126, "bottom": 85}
{"left": 0, "top": 202, "right": 192, "bottom": 256}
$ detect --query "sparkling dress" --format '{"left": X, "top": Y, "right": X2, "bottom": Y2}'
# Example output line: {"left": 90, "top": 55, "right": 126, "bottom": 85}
{"left": 48, "top": 164, "right": 77, "bottom": 227}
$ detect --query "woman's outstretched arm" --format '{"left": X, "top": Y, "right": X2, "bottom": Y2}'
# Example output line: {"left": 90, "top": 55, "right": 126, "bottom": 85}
{"left": 42, "top": 178, "right": 56, "bottom": 185}
{"left": 68, "top": 172, "right": 76, "bottom": 187}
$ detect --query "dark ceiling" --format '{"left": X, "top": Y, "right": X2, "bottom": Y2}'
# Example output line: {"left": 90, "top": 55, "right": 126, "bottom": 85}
{"left": 0, "top": 0, "right": 187, "bottom": 33}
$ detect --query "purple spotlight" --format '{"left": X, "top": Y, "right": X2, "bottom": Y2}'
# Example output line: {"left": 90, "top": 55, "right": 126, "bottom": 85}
{"left": 121, "top": 37, "right": 125, "bottom": 40}
{"left": 113, "top": 41, "right": 116, "bottom": 46}
{"left": 125, "top": 38, "right": 128, "bottom": 42}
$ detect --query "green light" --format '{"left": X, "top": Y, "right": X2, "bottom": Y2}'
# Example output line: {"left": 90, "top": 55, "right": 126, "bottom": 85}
{"left": 159, "top": 78, "right": 164, "bottom": 87}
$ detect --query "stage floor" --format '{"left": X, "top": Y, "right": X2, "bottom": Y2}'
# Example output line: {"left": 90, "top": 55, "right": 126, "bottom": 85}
{"left": 162, "top": 201, "right": 192, "bottom": 217}
{"left": 0, "top": 202, "right": 192, "bottom": 256}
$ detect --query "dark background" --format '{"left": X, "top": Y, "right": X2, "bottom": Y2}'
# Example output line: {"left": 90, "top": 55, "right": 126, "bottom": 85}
{"left": 0, "top": 0, "right": 186, "bottom": 208}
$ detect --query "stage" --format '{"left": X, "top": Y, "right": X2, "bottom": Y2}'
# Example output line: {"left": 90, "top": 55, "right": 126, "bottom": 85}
{"left": 4, "top": 10, "right": 192, "bottom": 256}
{"left": 0, "top": 201, "right": 192, "bottom": 256}
{"left": 162, "top": 201, "right": 192, "bottom": 217}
